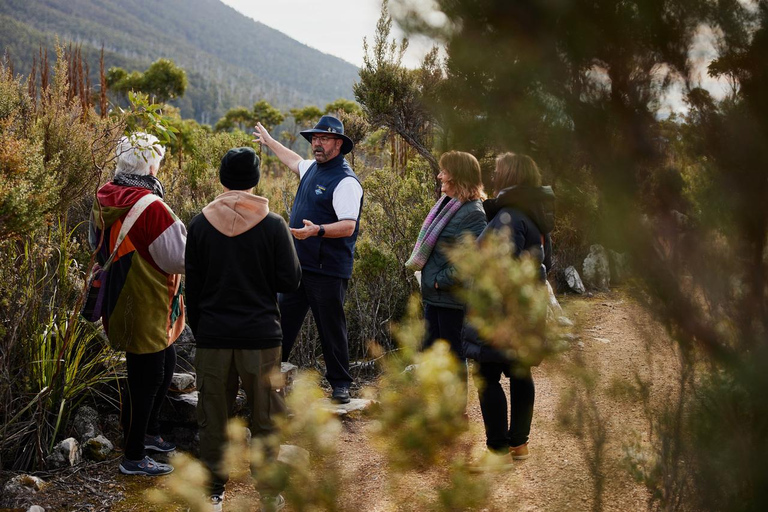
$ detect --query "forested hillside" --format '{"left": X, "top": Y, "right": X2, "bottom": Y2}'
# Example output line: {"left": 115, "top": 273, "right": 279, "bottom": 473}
{"left": 0, "top": 0, "right": 359, "bottom": 123}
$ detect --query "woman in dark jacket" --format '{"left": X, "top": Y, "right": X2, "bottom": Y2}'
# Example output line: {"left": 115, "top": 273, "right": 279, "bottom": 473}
{"left": 406, "top": 151, "right": 487, "bottom": 403}
{"left": 467, "top": 152, "right": 554, "bottom": 462}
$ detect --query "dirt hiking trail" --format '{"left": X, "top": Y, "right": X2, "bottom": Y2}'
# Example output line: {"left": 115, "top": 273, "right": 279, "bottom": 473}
{"left": 9, "top": 290, "right": 681, "bottom": 511}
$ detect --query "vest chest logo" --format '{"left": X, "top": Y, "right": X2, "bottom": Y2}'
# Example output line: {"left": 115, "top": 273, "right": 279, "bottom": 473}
{"left": 314, "top": 185, "right": 326, "bottom": 195}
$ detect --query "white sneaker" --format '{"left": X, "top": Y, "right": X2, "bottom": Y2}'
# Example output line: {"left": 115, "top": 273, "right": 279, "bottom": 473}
{"left": 260, "top": 493, "right": 285, "bottom": 512}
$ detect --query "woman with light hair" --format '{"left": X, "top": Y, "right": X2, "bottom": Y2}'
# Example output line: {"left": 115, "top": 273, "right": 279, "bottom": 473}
{"left": 465, "top": 151, "right": 555, "bottom": 467}
{"left": 406, "top": 151, "right": 487, "bottom": 404}
{"left": 89, "top": 132, "right": 187, "bottom": 476}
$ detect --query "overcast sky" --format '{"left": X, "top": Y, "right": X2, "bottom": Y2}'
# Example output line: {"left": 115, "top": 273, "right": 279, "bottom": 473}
{"left": 219, "top": 0, "right": 433, "bottom": 68}
{"left": 219, "top": 0, "right": 730, "bottom": 116}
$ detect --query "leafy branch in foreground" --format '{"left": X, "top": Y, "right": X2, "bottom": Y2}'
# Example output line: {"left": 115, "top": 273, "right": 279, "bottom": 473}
{"left": 447, "top": 230, "right": 566, "bottom": 367}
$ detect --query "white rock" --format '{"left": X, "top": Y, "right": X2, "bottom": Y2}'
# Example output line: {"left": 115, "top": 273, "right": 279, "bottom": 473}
{"left": 320, "top": 398, "right": 376, "bottom": 416}
{"left": 278, "top": 444, "right": 311, "bottom": 468}
{"left": 28, "top": 506, "right": 46, "bottom": 512}
{"left": 4, "top": 474, "right": 47, "bottom": 494}
{"left": 564, "top": 266, "right": 586, "bottom": 294}
{"left": 609, "top": 250, "right": 630, "bottom": 284}
{"left": 546, "top": 280, "right": 564, "bottom": 316}
{"left": 281, "top": 362, "right": 298, "bottom": 394}
{"left": 160, "top": 391, "right": 198, "bottom": 424}
{"left": 557, "top": 316, "right": 574, "bottom": 327}
{"left": 583, "top": 244, "right": 611, "bottom": 290}
{"left": 171, "top": 372, "right": 196, "bottom": 391}
{"left": 46, "top": 438, "right": 81, "bottom": 468}
{"left": 403, "top": 364, "right": 419, "bottom": 373}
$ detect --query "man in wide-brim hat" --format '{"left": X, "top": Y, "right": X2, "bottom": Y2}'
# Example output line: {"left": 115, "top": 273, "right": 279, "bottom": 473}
{"left": 253, "top": 115, "right": 363, "bottom": 404}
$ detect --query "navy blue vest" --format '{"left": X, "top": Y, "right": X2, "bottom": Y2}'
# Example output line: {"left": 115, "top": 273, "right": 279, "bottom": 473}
{"left": 289, "top": 154, "right": 362, "bottom": 279}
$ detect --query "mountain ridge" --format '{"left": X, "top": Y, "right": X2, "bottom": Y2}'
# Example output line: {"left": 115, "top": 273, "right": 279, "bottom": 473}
{"left": 0, "top": 0, "right": 361, "bottom": 124}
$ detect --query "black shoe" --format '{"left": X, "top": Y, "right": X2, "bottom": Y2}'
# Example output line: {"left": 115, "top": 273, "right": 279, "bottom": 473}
{"left": 331, "top": 387, "right": 351, "bottom": 404}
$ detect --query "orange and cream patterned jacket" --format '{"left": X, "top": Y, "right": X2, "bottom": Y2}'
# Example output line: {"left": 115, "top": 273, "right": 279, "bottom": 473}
{"left": 89, "top": 182, "right": 186, "bottom": 354}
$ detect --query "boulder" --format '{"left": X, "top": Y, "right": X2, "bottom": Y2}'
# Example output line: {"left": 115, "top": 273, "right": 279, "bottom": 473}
{"left": 3, "top": 474, "right": 47, "bottom": 494}
{"left": 45, "top": 438, "right": 81, "bottom": 468}
{"left": 232, "top": 389, "right": 249, "bottom": 416}
{"left": 609, "top": 250, "right": 630, "bottom": 285}
{"left": 564, "top": 266, "right": 586, "bottom": 294}
{"left": 171, "top": 426, "right": 199, "bottom": 455}
{"left": 278, "top": 444, "right": 310, "bottom": 468}
{"left": 159, "top": 391, "right": 198, "bottom": 425}
{"left": 281, "top": 362, "right": 298, "bottom": 395}
{"left": 174, "top": 325, "right": 196, "bottom": 372}
{"left": 546, "top": 280, "right": 564, "bottom": 317}
{"left": 103, "top": 413, "right": 121, "bottom": 439}
{"left": 582, "top": 244, "right": 611, "bottom": 290}
{"left": 27, "top": 506, "right": 46, "bottom": 512}
{"left": 72, "top": 405, "right": 101, "bottom": 443}
{"left": 83, "top": 435, "right": 113, "bottom": 461}
{"left": 171, "top": 372, "right": 196, "bottom": 392}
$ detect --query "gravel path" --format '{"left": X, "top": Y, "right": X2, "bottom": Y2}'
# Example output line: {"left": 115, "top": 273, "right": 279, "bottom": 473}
{"left": 326, "top": 290, "right": 681, "bottom": 512}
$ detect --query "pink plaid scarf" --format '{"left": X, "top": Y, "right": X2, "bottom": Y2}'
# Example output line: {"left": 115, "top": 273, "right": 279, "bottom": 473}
{"left": 406, "top": 195, "right": 463, "bottom": 271}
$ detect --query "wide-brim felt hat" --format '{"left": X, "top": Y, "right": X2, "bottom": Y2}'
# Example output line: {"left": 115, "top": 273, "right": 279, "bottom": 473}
{"left": 300, "top": 115, "right": 354, "bottom": 154}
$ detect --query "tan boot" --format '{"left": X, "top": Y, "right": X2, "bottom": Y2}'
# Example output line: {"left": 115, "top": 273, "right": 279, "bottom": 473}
{"left": 468, "top": 450, "right": 515, "bottom": 473}
{"left": 510, "top": 443, "right": 530, "bottom": 460}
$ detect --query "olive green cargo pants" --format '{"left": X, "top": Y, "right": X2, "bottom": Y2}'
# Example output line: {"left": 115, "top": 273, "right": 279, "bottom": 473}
{"left": 195, "top": 347, "right": 285, "bottom": 495}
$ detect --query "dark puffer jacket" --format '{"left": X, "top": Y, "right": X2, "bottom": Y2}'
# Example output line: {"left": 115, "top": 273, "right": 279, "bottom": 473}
{"left": 464, "top": 185, "right": 556, "bottom": 363}
{"left": 481, "top": 185, "right": 555, "bottom": 276}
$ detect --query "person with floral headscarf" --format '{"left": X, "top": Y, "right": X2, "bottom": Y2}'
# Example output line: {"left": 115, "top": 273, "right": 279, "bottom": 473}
{"left": 89, "top": 132, "right": 186, "bottom": 476}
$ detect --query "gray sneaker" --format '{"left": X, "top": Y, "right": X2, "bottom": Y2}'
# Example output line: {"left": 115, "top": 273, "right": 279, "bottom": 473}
{"left": 119, "top": 456, "right": 173, "bottom": 476}
{"left": 331, "top": 387, "right": 350, "bottom": 404}
{"left": 144, "top": 434, "right": 176, "bottom": 452}
{"left": 260, "top": 493, "right": 285, "bottom": 512}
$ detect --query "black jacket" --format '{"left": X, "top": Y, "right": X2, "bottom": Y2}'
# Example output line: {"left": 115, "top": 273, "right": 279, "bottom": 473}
{"left": 185, "top": 191, "right": 302, "bottom": 349}
{"left": 464, "top": 185, "right": 556, "bottom": 364}
{"left": 481, "top": 185, "right": 555, "bottom": 274}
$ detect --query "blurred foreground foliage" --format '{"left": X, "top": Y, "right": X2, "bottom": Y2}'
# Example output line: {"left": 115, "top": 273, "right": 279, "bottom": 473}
{"left": 390, "top": 0, "right": 768, "bottom": 509}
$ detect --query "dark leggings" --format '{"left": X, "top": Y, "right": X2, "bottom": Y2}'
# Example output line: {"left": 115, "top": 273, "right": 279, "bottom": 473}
{"left": 476, "top": 361, "right": 535, "bottom": 452}
{"left": 423, "top": 303, "right": 468, "bottom": 408}
{"left": 122, "top": 344, "right": 176, "bottom": 460}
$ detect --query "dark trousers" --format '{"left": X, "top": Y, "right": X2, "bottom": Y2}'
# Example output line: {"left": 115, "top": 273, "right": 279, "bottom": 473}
{"left": 280, "top": 271, "right": 352, "bottom": 388}
{"left": 196, "top": 347, "right": 285, "bottom": 496}
{"left": 475, "top": 361, "right": 535, "bottom": 452}
{"left": 123, "top": 344, "right": 176, "bottom": 460}
{"left": 423, "top": 303, "right": 468, "bottom": 407}
{"left": 423, "top": 303, "right": 466, "bottom": 357}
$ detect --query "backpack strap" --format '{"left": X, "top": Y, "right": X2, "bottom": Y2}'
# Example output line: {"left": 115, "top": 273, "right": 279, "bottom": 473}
{"left": 102, "top": 194, "right": 161, "bottom": 270}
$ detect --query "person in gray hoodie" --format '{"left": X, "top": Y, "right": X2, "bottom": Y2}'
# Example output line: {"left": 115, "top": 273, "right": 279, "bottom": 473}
{"left": 185, "top": 147, "right": 301, "bottom": 512}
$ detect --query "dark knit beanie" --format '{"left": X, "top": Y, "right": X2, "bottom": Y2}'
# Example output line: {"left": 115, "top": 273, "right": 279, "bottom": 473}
{"left": 219, "top": 147, "right": 260, "bottom": 190}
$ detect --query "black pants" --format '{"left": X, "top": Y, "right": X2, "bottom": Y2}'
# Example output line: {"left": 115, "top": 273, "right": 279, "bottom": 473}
{"left": 280, "top": 271, "right": 352, "bottom": 388}
{"left": 123, "top": 344, "right": 176, "bottom": 460}
{"left": 423, "top": 303, "right": 468, "bottom": 407}
{"left": 423, "top": 303, "right": 466, "bottom": 357}
{"left": 475, "top": 361, "right": 534, "bottom": 452}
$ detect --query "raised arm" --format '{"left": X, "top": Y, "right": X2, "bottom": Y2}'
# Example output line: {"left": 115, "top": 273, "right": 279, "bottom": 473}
{"left": 252, "top": 122, "right": 302, "bottom": 176}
